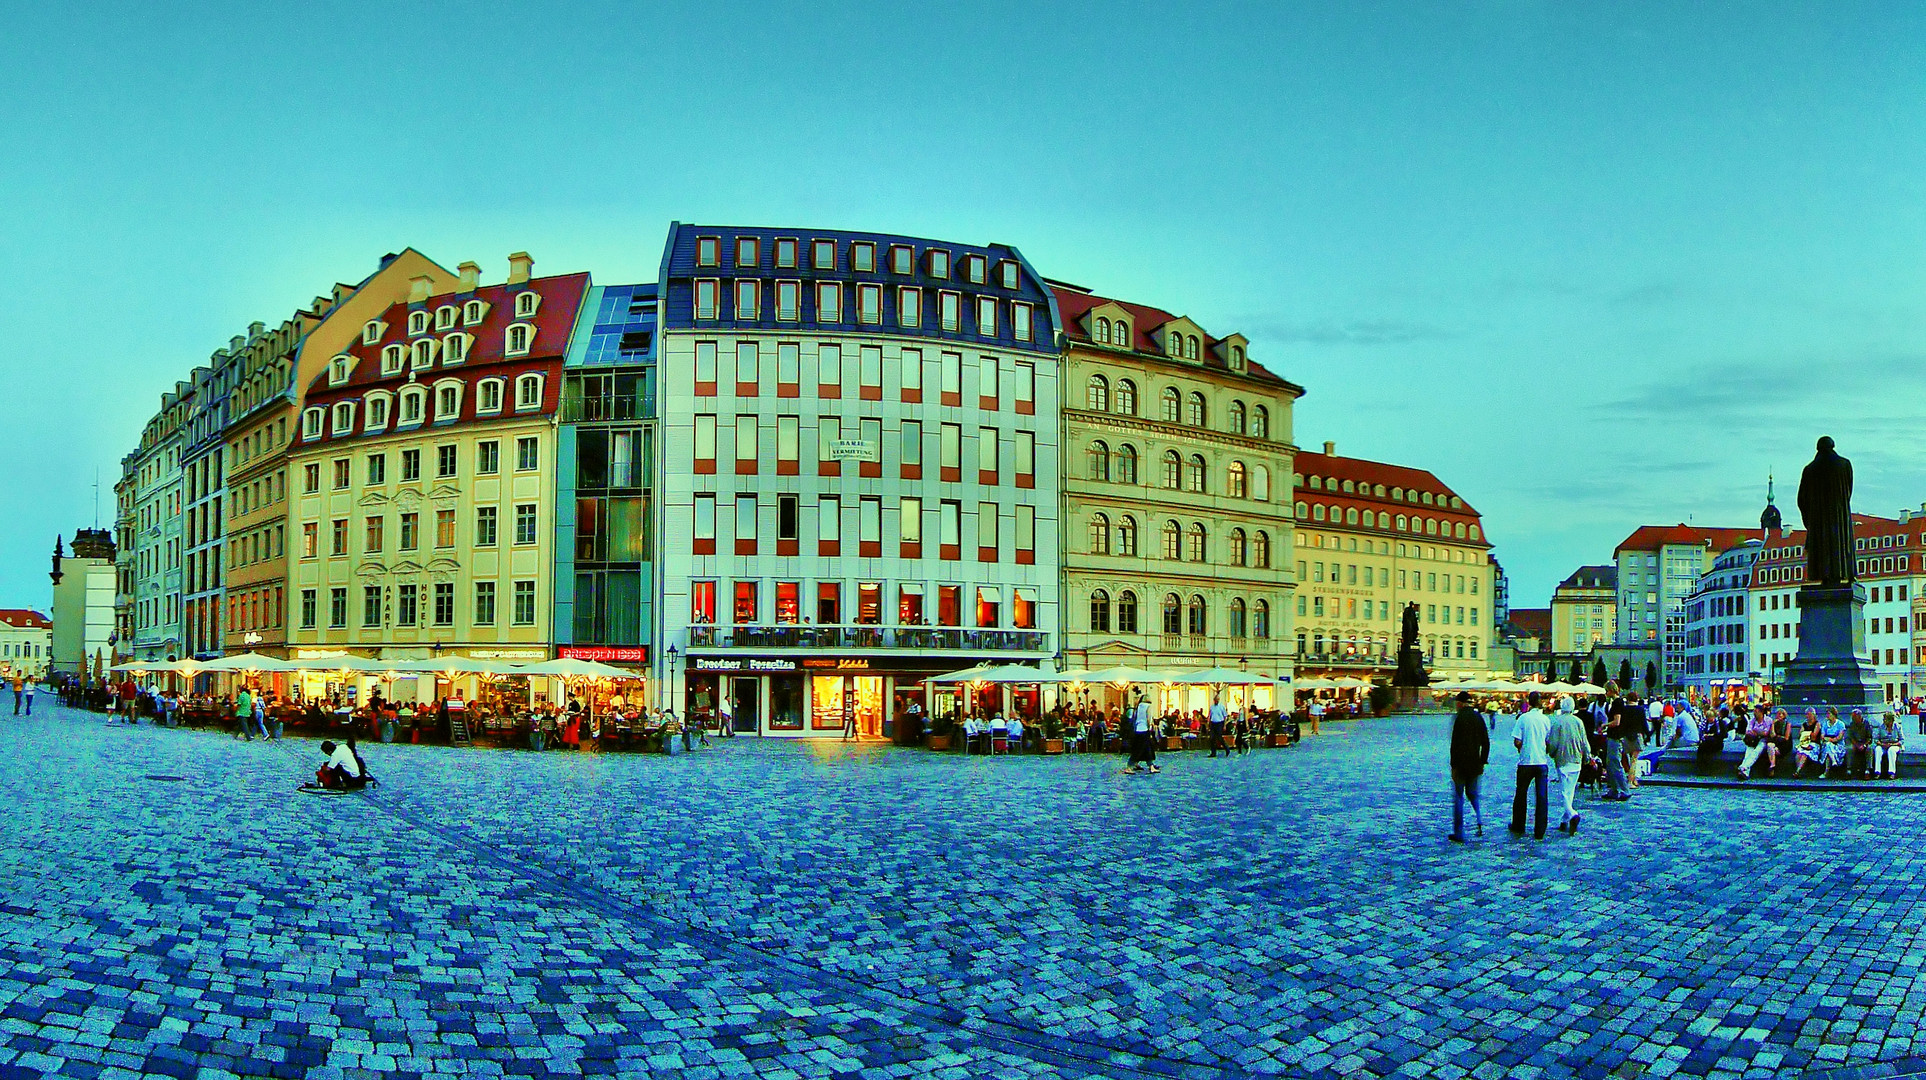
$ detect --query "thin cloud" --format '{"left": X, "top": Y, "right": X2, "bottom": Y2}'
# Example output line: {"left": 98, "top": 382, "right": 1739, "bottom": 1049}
{"left": 1249, "top": 318, "right": 1460, "bottom": 346}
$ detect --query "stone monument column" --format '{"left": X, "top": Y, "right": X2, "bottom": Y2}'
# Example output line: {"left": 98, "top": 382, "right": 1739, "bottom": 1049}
{"left": 1782, "top": 436, "right": 1885, "bottom": 719}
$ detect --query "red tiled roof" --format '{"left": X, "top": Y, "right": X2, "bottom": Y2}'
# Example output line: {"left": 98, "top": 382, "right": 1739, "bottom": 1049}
{"left": 1291, "top": 450, "right": 1488, "bottom": 548}
{"left": 1614, "top": 524, "right": 1759, "bottom": 555}
{"left": 1049, "top": 284, "right": 1301, "bottom": 392}
{"left": 0, "top": 610, "right": 51, "bottom": 630}
{"left": 1748, "top": 514, "right": 1920, "bottom": 585}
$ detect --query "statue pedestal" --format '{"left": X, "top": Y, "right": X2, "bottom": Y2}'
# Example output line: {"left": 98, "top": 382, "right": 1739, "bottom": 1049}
{"left": 1392, "top": 647, "right": 1428, "bottom": 711}
{"left": 1782, "top": 584, "right": 1887, "bottom": 719}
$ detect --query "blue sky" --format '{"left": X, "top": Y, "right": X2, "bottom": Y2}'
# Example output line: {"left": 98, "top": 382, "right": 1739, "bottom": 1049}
{"left": 4, "top": 2, "right": 1925, "bottom": 614}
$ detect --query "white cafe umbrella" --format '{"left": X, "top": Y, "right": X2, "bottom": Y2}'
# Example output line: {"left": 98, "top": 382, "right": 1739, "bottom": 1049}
{"left": 516, "top": 657, "right": 647, "bottom": 681}
{"left": 1173, "top": 666, "right": 1277, "bottom": 685}
{"left": 196, "top": 652, "right": 295, "bottom": 672}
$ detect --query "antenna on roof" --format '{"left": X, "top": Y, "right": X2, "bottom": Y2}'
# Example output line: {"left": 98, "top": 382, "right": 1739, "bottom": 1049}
{"left": 93, "top": 468, "right": 100, "bottom": 529}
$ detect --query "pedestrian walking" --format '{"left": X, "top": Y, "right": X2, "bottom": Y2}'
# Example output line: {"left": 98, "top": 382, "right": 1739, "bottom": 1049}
{"left": 1447, "top": 691, "right": 1488, "bottom": 843}
{"left": 21, "top": 678, "right": 33, "bottom": 716}
{"left": 233, "top": 686, "right": 255, "bottom": 740}
{"left": 10, "top": 675, "right": 22, "bottom": 715}
{"left": 841, "top": 704, "right": 857, "bottom": 741}
{"left": 1207, "top": 693, "right": 1228, "bottom": 758}
{"left": 253, "top": 692, "right": 271, "bottom": 740}
{"left": 1547, "top": 697, "right": 1588, "bottom": 835}
{"left": 1124, "top": 690, "right": 1159, "bottom": 774}
{"left": 1308, "top": 698, "right": 1324, "bottom": 735}
{"left": 1510, "top": 695, "right": 1552, "bottom": 840}
{"left": 1602, "top": 683, "right": 1632, "bottom": 800}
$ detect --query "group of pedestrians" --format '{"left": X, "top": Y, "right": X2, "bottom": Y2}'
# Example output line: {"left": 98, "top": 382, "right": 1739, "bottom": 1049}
{"left": 9, "top": 676, "right": 33, "bottom": 716}
{"left": 1450, "top": 683, "right": 1661, "bottom": 843}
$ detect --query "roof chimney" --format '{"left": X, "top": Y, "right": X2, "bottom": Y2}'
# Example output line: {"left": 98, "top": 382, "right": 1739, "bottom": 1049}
{"left": 408, "top": 275, "right": 433, "bottom": 303}
{"left": 458, "top": 261, "right": 481, "bottom": 292}
{"left": 1903, "top": 508, "right": 1914, "bottom": 525}
{"left": 1322, "top": 440, "right": 1336, "bottom": 456}
{"left": 506, "top": 252, "right": 533, "bottom": 285}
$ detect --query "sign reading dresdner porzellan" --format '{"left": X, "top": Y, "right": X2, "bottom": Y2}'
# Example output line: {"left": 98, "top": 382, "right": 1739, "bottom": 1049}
{"left": 828, "top": 439, "right": 878, "bottom": 462}
{"left": 692, "top": 657, "right": 799, "bottom": 672}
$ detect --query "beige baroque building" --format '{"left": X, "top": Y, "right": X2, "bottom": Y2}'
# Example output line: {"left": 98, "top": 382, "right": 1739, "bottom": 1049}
{"left": 1551, "top": 565, "right": 1617, "bottom": 655}
{"left": 1051, "top": 284, "right": 1302, "bottom": 706}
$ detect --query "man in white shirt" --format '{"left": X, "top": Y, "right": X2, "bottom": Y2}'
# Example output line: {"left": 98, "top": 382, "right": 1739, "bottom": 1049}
{"left": 1207, "top": 695, "right": 1228, "bottom": 757}
{"left": 1510, "top": 693, "right": 1553, "bottom": 840}
{"left": 1126, "top": 691, "right": 1159, "bottom": 774}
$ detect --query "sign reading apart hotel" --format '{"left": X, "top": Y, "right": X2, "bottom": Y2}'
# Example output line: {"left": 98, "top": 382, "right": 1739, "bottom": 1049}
{"left": 828, "top": 438, "right": 879, "bottom": 462}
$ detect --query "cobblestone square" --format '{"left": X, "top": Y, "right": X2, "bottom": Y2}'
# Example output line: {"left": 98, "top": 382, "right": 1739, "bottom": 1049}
{"left": 2, "top": 702, "right": 1918, "bottom": 1079}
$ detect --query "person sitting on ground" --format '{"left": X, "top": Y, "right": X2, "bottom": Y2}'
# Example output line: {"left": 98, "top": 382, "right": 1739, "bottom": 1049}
{"left": 304, "top": 740, "right": 367, "bottom": 791}
{"left": 1847, "top": 709, "right": 1876, "bottom": 779}
{"left": 1819, "top": 707, "right": 1849, "bottom": 779}
{"left": 1874, "top": 710, "right": 1905, "bottom": 779}
{"left": 1790, "top": 710, "right": 1823, "bottom": 778}
{"left": 1737, "top": 705, "right": 1777, "bottom": 780}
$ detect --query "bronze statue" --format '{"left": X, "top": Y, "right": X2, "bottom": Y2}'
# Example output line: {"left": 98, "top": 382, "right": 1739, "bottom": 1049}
{"left": 1797, "top": 436, "right": 1855, "bottom": 586}
{"left": 1401, "top": 601, "right": 1420, "bottom": 650}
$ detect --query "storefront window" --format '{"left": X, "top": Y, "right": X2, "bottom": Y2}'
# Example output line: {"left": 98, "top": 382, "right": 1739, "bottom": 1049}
{"left": 685, "top": 674, "right": 719, "bottom": 724}
{"left": 857, "top": 582, "right": 883, "bottom": 624}
{"left": 817, "top": 582, "right": 841, "bottom": 624}
{"left": 899, "top": 585, "right": 925, "bottom": 625}
{"left": 811, "top": 676, "right": 845, "bottom": 731}
{"left": 733, "top": 581, "right": 758, "bottom": 623}
{"left": 938, "top": 585, "right": 961, "bottom": 626}
{"left": 770, "top": 675, "right": 804, "bottom": 730}
{"left": 976, "top": 587, "right": 1000, "bottom": 628}
{"left": 776, "top": 582, "right": 800, "bottom": 624}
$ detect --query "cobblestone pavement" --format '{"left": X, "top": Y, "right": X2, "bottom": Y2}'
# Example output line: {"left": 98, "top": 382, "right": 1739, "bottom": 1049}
{"left": 3, "top": 703, "right": 1923, "bottom": 1079}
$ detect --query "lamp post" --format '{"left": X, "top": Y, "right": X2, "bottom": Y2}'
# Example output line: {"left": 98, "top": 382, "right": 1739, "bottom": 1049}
{"left": 665, "top": 644, "right": 680, "bottom": 714}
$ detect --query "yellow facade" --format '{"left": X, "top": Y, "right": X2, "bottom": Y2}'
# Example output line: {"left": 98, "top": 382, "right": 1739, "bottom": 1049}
{"left": 1551, "top": 568, "right": 1617, "bottom": 654}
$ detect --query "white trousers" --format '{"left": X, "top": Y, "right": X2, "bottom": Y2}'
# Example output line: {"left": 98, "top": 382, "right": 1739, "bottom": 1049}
{"left": 1558, "top": 765, "right": 1581, "bottom": 823}
{"left": 1875, "top": 745, "right": 1902, "bottom": 774}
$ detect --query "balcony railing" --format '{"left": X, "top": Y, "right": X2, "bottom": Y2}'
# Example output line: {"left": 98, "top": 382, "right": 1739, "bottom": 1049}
{"left": 687, "top": 624, "right": 1046, "bottom": 652}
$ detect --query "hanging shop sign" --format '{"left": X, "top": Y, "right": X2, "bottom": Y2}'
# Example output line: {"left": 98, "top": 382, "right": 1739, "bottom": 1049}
{"left": 559, "top": 646, "right": 648, "bottom": 662}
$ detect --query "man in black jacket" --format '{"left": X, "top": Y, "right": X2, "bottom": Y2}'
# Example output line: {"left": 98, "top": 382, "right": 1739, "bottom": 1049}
{"left": 1449, "top": 692, "right": 1490, "bottom": 843}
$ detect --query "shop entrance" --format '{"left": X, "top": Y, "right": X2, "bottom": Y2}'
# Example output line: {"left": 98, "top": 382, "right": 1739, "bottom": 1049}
{"left": 811, "top": 675, "right": 885, "bottom": 737}
{"left": 730, "top": 677, "right": 760, "bottom": 734}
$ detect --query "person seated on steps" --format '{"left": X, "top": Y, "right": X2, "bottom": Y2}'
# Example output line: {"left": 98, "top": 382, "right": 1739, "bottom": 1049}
{"left": 1736, "top": 705, "right": 1777, "bottom": 781}
{"left": 1790, "top": 710, "right": 1823, "bottom": 779}
{"left": 1874, "top": 710, "right": 1905, "bottom": 780}
{"left": 1846, "top": 709, "right": 1876, "bottom": 780}
{"left": 1818, "top": 707, "right": 1849, "bottom": 779}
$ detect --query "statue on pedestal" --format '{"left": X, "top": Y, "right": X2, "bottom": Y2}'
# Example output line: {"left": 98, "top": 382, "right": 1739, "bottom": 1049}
{"left": 1401, "top": 601, "right": 1420, "bottom": 652}
{"left": 1798, "top": 436, "right": 1855, "bottom": 586}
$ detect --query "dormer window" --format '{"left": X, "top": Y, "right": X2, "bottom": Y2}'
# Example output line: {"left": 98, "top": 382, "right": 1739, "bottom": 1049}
{"left": 514, "top": 291, "right": 540, "bottom": 318}
{"left": 399, "top": 388, "right": 424, "bottom": 425}
{"left": 1229, "top": 344, "right": 1246, "bottom": 371}
{"left": 329, "top": 355, "right": 352, "bottom": 386}
{"left": 975, "top": 296, "right": 997, "bottom": 336}
{"left": 477, "top": 378, "right": 504, "bottom": 414}
{"left": 302, "top": 407, "right": 324, "bottom": 440}
{"left": 963, "top": 254, "right": 986, "bottom": 284}
{"left": 361, "top": 320, "right": 385, "bottom": 345}
{"left": 365, "top": 394, "right": 390, "bottom": 431}
{"left": 852, "top": 242, "right": 875, "bottom": 272}
{"left": 1093, "top": 318, "right": 1111, "bottom": 344}
{"left": 331, "top": 401, "right": 355, "bottom": 435}
{"left": 443, "top": 333, "right": 470, "bottom": 365}
{"left": 435, "top": 305, "right": 458, "bottom": 330}
{"left": 696, "top": 236, "right": 720, "bottom": 267}
{"left": 516, "top": 373, "right": 544, "bottom": 410}
{"left": 811, "top": 239, "right": 836, "bottom": 270}
{"left": 463, "top": 299, "right": 488, "bottom": 326}
{"left": 928, "top": 249, "right": 950, "bottom": 278}
{"left": 998, "top": 261, "right": 1019, "bottom": 289}
{"left": 408, "top": 310, "right": 429, "bottom": 335}
{"left": 775, "top": 237, "right": 798, "bottom": 269}
{"left": 889, "top": 245, "right": 913, "bottom": 274}
{"left": 381, "top": 344, "right": 404, "bottom": 376}
{"left": 736, "top": 237, "right": 759, "bottom": 267}
{"left": 1112, "top": 321, "right": 1130, "bottom": 347}
{"left": 411, "top": 339, "right": 437, "bottom": 371}
{"left": 436, "top": 384, "right": 460, "bottom": 420}
{"left": 1185, "top": 335, "right": 1200, "bottom": 360}
{"left": 505, "top": 322, "right": 534, "bottom": 356}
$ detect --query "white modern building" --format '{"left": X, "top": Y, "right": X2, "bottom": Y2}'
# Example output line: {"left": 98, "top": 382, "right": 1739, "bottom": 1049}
{"left": 655, "top": 224, "right": 1062, "bottom": 737}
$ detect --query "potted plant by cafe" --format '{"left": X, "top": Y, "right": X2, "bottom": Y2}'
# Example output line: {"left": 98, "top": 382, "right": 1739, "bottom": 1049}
{"left": 1042, "top": 711, "right": 1065, "bottom": 754}
{"left": 929, "top": 712, "right": 954, "bottom": 751}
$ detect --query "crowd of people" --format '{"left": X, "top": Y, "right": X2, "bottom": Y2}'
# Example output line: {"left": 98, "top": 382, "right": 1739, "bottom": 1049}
{"left": 931, "top": 691, "right": 1295, "bottom": 765}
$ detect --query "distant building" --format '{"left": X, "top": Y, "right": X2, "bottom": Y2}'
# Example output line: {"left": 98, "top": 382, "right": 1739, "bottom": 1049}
{"left": 51, "top": 529, "right": 117, "bottom": 680}
{"left": 1681, "top": 540, "right": 1762, "bottom": 700}
{"left": 0, "top": 610, "right": 52, "bottom": 680}
{"left": 1551, "top": 565, "right": 1617, "bottom": 655}
{"left": 1506, "top": 607, "right": 1551, "bottom": 681}
{"left": 1749, "top": 512, "right": 1920, "bottom": 702}
{"left": 1614, "top": 523, "right": 1760, "bottom": 688}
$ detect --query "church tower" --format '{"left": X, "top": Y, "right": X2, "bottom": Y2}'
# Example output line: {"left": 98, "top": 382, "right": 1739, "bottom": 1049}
{"left": 1760, "top": 474, "right": 1783, "bottom": 540}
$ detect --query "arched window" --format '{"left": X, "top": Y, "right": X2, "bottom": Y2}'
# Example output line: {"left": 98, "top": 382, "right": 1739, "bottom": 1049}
{"left": 1087, "top": 374, "right": 1109, "bottom": 411}
{"left": 1228, "top": 598, "right": 1247, "bottom": 638}
{"left": 1253, "top": 599, "right": 1270, "bottom": 638}
{"left": 1396, "top": 514, "right": 1408, "bottom": 531}
{"left": 1228, "top": 400, "right": 1247, "bottom": 434}
{"left": 1253, "top": 531, "right": 1271, "bottom": 568}
{"left": 1426, "top": 518, "right": 1438, "bottom": 535}
{"left": 1117, "top": 514, "right": 1138, "bottom": 555}
{"left": 1252, "top": 405, "right": 1269, "bottom": 439}
{"left": 1186, "top": 522, "right": 1206, "bottom": 562}
{"left": 1229, "top": 528, "right": 1248, "bottom": 566}
{"left": 1187, "top": 594, "right": 1207, "bottom": 634}
{"left": 1162, "top": 594, "right": 1183, "bottom": 635}
{"left": 1185, "top": 335, "right": 1200, "bottom": 360}
{"left": 1117, "top": 590, "right": 1139, "bottom": 633}
{"left": 1313, "top": 504, "right": 1327, "bottom": 521}
{"left": 1115, "top": 444, "right": 1139, "bottom": 484}
{"left": 1252, "top": 464, "right": 1270, "bottom": 501}
{"left": 1391, "top": 487, "right": 1404, "bottom": 500}
{"left": 1113, "top": 321, "right": 1129, "bottom": 347}
{"left": 1373, "top": 484, "right": 1386, "bottom": 497}
{"left": 1185, "top": 454, "right": 1206, "bottom": 493}
{"left": 1088, "top": 440, "right": 1110, "bottom": 481}
{"left": 1116, "top": 379, "right": 1137, "bottom": 415}
{"left": 1470, "top": 524, "right": 1482, "bottom": 540}
{"left": 1345, "top": 507, "right": 1359, "bottom": 525}
{"left": 1227, "top": 460, "right": 1247, "bottom": 498}
{"left": 1090, "top": 513, "right": 1111, "bottom": 555}
{"left": 1162, "top": 450, "right": 1182, "bottom": 489}
{"left": 1186, "top": 391, "right": 1206, "bottom": 426}
{"left": 1161, "top": 387, "right": 1181, "bottom": 422}
{"left": 1162, "top": 520, "right": 1182, "bottom": 559}
{"left": 1454, "top": 522, "right": 1466, "bottom": 538}
{"left": 1090, "top": 589, "right": 1111, "bottom": 632}
{"left": 1294, "top": 500, "right": 1309, "bottom": 519}
{"left": 1094, "top": 318, "right": 1111, "bottom": 344}
{"left": 1230, "top": 345, "right": 1246, "bottom": 370}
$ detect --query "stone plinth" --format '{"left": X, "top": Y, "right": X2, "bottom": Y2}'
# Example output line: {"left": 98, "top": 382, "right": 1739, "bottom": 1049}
{"left": 1781, "top": 583, "right": 1886, "bottom": 720}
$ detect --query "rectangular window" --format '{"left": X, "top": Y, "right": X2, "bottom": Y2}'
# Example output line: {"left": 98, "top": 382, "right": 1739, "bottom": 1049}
{"left": 401, "top": 449, "right": 420, "bottom": 481}
{"left": 900, "top": 496, "right": 923, "bottom": 557}
{"left": 735, "top": 580, "right": 760, "bottom": 624}
{"left": 512, "top": 580, "right": 536, "bottom": 625}
{"left": 694, "top": 414, "right": 717, "bottom": 473}
{"left": 818, "top": 344, "right": 841, "bottom": 397}
{"left": 400, "top": 513, "right": 418, "bottom": 550}
{"left": 476, "top": 506, "right": 498, "bottom": 546}
{"left": 777, "top": 493, "right": 799, "bottom": 543}
{"left": 860, "top": 496, "right": 882, "bottom": 557}
{"left": 304, "top": 463, "right": 320, "bottom": 492}
{"left": 366, "top": 454, "right": 386, "bottom": 485}
{"left": 733, "top": 494, "right": 757, "bottom": 555}
{"left": 514, "top": 503, "right": 537, "bottom": 545}
{"left": 816, "top": 582, "right": 840, "bottom": 625}
{"left": 940, "top": 351, "right": 961, "bottom": 405}
{"left": 852, "top": 241, "right": 874, "bottom": 272}
{"left": 329, "top": 587, "right": 347, "bottom": 628}
{"left": 976, "top": 297, "right": 998, "bottom": 336}
{"left": 735, "top": 236, "right": 758, "bottom": 268}
{"left": 695, "top": 341, "right": 718, "bottom": 394}
{"left": 898, "top": 288, "right": 922, "bottom": 328}
{"left": 940, "top": 423, "right": 962, "bottom": 482}
{"left": 330, "top": 518, "right": 348, "bottom": 556}
{"left": 694, "top": 280, "right": 718, "bottom": 320}
{"left": 517, "top": 436, "right": 538, "bottom": 471}
{"left": 891, "top": 244, "right": 914, "bottom": 274}
{"left": 1015, "top": 505, "right": 1035, "bottom": 563}
{"left": 697, "top": 236, "right": 720, "bottom": 267}
{"left": 812, "top": 238, "right": 836, "bottom": 270}
{"left": 777, "top": 342, "right": 800, "bottom": 392}
{"left": 735, "top": 279, "right": 759, "bottom": 320}
{"left": 816, "top": 282, "right": 842, "bottom": 322}
{"left": 735, "top": 414, "right": 758, "bottom": 474}
{"left": 1013, "top": 361, "right": 1035, "bottom": 414}
{"left": 694, "top": 494, "right": 716, "bottom": 555}
{"left": 436, "top": 509, "right": 455, "bottom": 548}
{"left": 859, "top": 345, "right": 882, "bottom": 399}
{"left": 333, "top": 459, "right": 350, "bottom": 489}
{"left": 777, "top": 415, "right": 799, "bottom": 475}
{"left": 818, "top": 495, "right": 841, "bottom": 556}
{"left": 437, "top": 445, "right": 457, "bottom": 477}
{"left": 300, "top": 589, "right": 316, "bottom": 629}
{"left": 900, "top": 347, "right": 922, "bottom": 402}
{"left": 775, "top": 581, "right": 801, "bottom": 624}
{"left": 1015, "top": 431, "right": 1035, "bottom": 487}
{"left": 978, "top": 501, "right": 998, "bottom": 562}
{"left": 1012, "top": 302, "right": 1034, "bottom": 343}
{"left": 857, "top": 283, "right": 882, "bottom": 325}
{"left": 397, "top": 584, "right": 417, "bottom": 626}
{"left": 735, "top": 341, "right": 759, "bottom": 395}
{"left": 691, "top": 581, "right": 717, "bottom": 622}
{"left": 977, "top": 355, "right": 1000, "bottom": 409}
{"left": 939, "top": 291, "right": 961, "bottom": 332}
{"left": 302, "top": 522, "right": 318, "bottom": 558}
{"left": 477, "top": 440, "right": 499, "bottom": 475}
{"left": 774, "top": 237, "right": 798, "bottom": 268}
{"left": 474, "top": 581, "right": 496, "bottom": 626}
{"left": 902, "top": 420, "right": 922, "bottom": 477}
{"left": 433, "top": 583, "right": 454, "bottom": 626}
{"left": 859, "top": 417, "right": 882, "bottom": 478}
{"left": 776, "top": 281, "right": 800, "bottom": 322}
{"left": 978, "top": 426, "right": 998, "bottom": 484}
{"left": 364, "top": 515, "right": 384, "bottom": 553}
